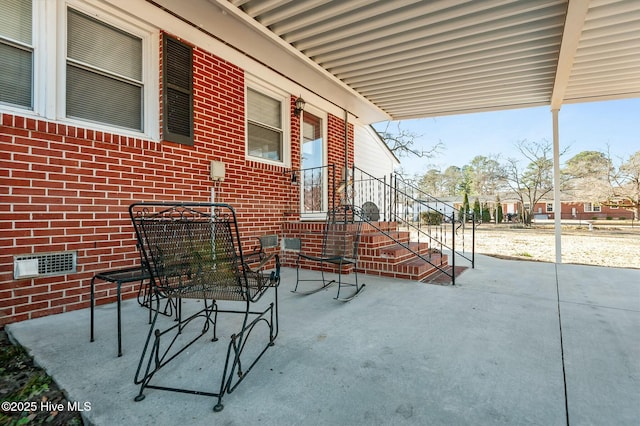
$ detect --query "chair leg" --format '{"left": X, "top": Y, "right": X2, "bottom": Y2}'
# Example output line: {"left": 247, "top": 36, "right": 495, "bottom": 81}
{"left": 335, "top": 263, "right": 365, "bottom": 302}
{"left": 293, "top": 257, "right": 336, "bottom": 295}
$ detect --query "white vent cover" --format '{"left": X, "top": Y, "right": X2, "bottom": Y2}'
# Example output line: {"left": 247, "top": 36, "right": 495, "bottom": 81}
{"left": 14, "top": 251, "right": 77, "bottom": 279}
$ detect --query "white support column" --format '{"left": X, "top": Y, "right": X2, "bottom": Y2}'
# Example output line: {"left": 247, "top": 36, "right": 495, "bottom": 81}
{"left": 552, "top": 108, "right": 562, "bottom": 263}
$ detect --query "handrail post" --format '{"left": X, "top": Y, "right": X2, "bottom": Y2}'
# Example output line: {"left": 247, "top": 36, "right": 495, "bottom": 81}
{"left": 451, "top": 212, "right": 456, "bottom": 285}
{"left": 472, "top": 213, "right": 476, "bottom": 268}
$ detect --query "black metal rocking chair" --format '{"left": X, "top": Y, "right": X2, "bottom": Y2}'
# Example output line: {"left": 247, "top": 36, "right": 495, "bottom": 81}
{"left": 293, "top": 205, "right": 365, "bottom": 301}
{"left": 129, "top": 202, "right": 280, "bottom": 412}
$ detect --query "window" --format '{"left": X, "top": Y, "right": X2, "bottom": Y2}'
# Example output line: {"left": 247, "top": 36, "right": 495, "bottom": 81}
{"left": 162, "top": 34, "right": 193, "bottom": 145}
{"left": 66, "top": 9, "right": 143, "bottom": 131}
{"left": 0, "top": 1, "right": 158, "bottom": 139}
{"left": 584, "top": 202, "right": 601, "bottom": 212}
{"left": 546, "top": 202, "right": 553, "bottom": 212}
{"left": 0, "top": 0, "right": 33, "bottom": 109}
{"left": 610, "top": 201, "right": 619, "bottom": 209}
{"left": 247, "top": 87, "right": 285, "bottom": 163}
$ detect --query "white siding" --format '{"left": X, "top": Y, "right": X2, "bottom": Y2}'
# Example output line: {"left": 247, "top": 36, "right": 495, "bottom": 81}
{"left": 354, "top": 124, "right": 398, "bottom": 178}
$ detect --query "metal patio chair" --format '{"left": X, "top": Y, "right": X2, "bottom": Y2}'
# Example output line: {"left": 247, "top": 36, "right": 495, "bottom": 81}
{"left": 129, "top": 202, "right": 280, "bottom": 412}
{"left": 293, "top": 205, "right": 365, "bottom": 301}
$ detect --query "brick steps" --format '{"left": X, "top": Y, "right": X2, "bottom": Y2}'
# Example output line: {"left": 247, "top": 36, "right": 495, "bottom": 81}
{"left": 357, "top": 225, "right": 449, "bottom": 281}
{"left": 283, "top": 220, "right": 450, "bottom": 282}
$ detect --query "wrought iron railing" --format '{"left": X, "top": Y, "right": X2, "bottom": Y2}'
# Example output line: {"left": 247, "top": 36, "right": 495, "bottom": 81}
{"left": 351, "top": 167, "right": 476, "bottom": 282}
{"left": 288, "top": 164, "right": 476, "bottom": 284}
{"left": 284, "top": 164, "right": 336, "bottom": 219}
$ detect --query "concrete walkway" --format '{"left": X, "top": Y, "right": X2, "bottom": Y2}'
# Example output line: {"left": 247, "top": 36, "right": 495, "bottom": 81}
{"left": 6, "top": 255, "right": 640, "bottom": 425}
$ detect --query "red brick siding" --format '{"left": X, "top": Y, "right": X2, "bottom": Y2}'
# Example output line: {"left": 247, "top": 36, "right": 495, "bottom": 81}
{"left": 0, "top": 37, "right": 304, "bottom": 325}
{"left": 327, "top": 114, "right": 354, "bottom": 208}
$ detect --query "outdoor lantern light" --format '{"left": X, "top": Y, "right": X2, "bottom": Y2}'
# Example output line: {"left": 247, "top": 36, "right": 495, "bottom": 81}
{"left": 294, "top": 96, "right": 306, "bottom": 117}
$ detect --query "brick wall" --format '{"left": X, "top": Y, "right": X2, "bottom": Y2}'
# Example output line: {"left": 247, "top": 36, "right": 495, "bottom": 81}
{"left": 0, "top": 35, "right": 354, "bottom": 326}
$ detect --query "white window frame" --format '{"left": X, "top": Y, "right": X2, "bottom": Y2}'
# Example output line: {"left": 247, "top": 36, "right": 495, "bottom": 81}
{"left": 0, "top": 0, "right": 42, "bottom": 114}
{"left": 546, "top": 202, "right": 553, "bottom": 212}
{"left": 57, "top": 1, "right": 158, "bottom": 139}
{"left": 0, "top": 1, "right": 158, "bottom": 141}
{"left": 245, "top": 75, "right": 290, "bottom": 167}
{"left": 584, "top": 202, "right": 601, "bottom": 213}
{"left": 299, "top": 103, "right": 328, "bottom": 221}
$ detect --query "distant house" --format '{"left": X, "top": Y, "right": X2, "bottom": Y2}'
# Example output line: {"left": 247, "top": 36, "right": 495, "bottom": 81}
{"left": 441, "top": 195, "right": 634, "bottom": 222}
{"left": 0, "top": 0, "right": 398, "bottom": 325}
{"left": 531, "top": 200, "right": 634, "bottom": 221}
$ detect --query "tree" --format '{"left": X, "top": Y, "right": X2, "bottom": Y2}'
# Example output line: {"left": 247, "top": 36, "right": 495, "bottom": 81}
{"left": 473, "top": 197, "right": 481, "bottom": 221}
{"left": 459, "top": 165, "right": 474, "bottom": 195}
{"left": 418, "top": 168, "right": 446, "bottom": 197}
{"left": 495, "top": 194, "right": 504, "bottom": 223}
{"left": 563, "top": 150, "right": 612, "bottom": 200}
{"left": 501, "top": 139, "right": 565, "bottom": 226}
{"left": 460, "top": 193, "right": 470, "bottom": 221}
{"left": 378, "top": 122, "right": 442, "bottom": 158}
{"left": 467, "top": 155, "right": 503, "bottom": 195}
{"left": 442, "top": 166, "right": 463, "bottom": 196}
{"left": 609, "top": 151, "right": 640, "bottom": 220}
{"left": 564, "top": 149, "right": 640, "bottom": 220}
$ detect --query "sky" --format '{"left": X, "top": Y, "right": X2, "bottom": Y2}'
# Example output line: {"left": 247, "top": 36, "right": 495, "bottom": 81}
{"left": 372, "top": 98, "right": 640, "bottom": 177}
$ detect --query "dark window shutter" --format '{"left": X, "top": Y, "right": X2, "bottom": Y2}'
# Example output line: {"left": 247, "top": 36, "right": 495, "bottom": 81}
{"left": 163, "top": 35, "right": 193, "bottom": 145}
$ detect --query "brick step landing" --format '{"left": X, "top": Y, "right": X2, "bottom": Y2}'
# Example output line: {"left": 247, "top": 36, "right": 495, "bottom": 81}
{"left": 359, "top": 252, "right": 448, "bottom": 281}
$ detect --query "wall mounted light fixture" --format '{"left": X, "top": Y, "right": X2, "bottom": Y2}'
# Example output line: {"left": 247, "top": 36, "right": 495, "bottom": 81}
{"left": 294, "top": 96, "right": 306, "bottom": 117}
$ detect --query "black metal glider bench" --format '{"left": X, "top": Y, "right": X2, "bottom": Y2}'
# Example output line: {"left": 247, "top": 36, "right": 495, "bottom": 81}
{"left": 129, "top": 202, "right": 280, "bottom": 412}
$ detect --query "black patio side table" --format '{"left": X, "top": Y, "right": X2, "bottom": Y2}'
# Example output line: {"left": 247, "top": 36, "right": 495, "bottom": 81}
{"left": 90, "top": 266, "right": 150, "bottom": 357}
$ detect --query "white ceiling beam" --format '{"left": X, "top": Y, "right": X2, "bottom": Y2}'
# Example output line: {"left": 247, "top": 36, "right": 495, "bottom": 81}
{"left": 550, "top": 0, "right": 591, "bottom": 109}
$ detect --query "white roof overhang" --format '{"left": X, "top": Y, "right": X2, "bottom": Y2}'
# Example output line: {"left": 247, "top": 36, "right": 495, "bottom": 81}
{"left": 147, "top": 0, "right": 640, "bottom": 123}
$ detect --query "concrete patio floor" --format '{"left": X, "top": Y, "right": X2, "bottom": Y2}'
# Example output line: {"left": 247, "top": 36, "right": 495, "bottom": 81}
{"left": 6, "top": 254, "right": 640, "bottom": 425}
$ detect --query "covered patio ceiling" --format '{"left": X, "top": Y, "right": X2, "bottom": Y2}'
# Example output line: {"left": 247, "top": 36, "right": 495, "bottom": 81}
{"left": 152, "top": 0, "right": 640, "bottom": 123}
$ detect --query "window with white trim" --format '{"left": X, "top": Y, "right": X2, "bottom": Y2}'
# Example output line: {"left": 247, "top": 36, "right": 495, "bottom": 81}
{"left": 66, "top": 8, "right": 143, "bottom": 131}
{"left": 0, "top": 0, "right": 33, "bottom": 109}
{"left": 584, "top": 202, "right": 601, "bottom": 212}
{"left": 246, "top": 85, "right": 287, "bottom": 164}
{"left": 546, "top": 202, "right": 553, "bottom": 212}
{"left": 0, "top": 1, "right": 158, "bottom": 139}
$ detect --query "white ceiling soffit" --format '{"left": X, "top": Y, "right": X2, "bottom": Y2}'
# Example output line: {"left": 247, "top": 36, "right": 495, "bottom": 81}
{"left": 164, "top": 0, "right": 640, "bottom": 123}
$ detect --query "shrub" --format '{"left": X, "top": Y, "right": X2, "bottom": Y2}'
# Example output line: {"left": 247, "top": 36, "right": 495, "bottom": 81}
{"left": 421, "top": 211, "right": 444, "bottom": 225}
{"left": 481, "top": 207, "right": 491, "bottom": 223}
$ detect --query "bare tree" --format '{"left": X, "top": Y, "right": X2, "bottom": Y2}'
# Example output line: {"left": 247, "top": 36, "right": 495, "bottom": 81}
{"left": 418, "top": 168, "right": 447, "bottom": 197}
{"left": 564, "top": 149, "right": 640, "bottom": 220}
{"left": 467, "top": 155, "right": 503, "bottom": 195}
{"left": 609, "top": 151, "right": 640, "bottom": 220}
{"left": 501, "top": 139, "right": 567, "bottom": 225}
{"left": 378, "top": 121, "right": 443, "bottom": 158}
{"left": 442, "top": 166, "right": 463, "bottom": 196}
{"left": 563, "top": 150, "right": 613, "bottom": 200}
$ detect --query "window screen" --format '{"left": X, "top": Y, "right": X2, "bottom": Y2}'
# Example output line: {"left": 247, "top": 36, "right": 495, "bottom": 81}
{"left": 163, "top": 35, "right": 193, "bottom": 145}
{"left": 0, "top": 0, "right": 33, "bottom": 108}
{"left": 247, "top": 88, "right": 283, "bottom": 161}
{"left": 66, "top": 9, "right": 143, "bottom": 131}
